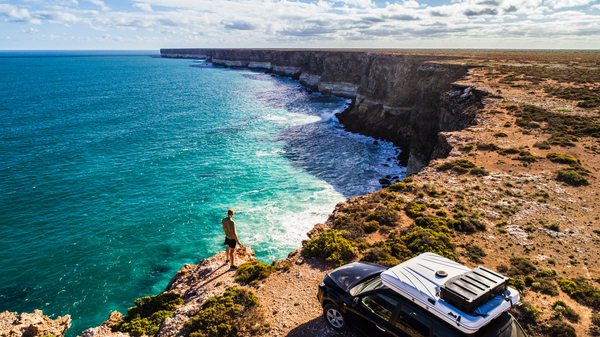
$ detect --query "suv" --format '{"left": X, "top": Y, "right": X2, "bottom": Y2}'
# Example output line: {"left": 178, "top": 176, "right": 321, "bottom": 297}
{"left": 317, "top": 253, "right": 527, "bottom": 337}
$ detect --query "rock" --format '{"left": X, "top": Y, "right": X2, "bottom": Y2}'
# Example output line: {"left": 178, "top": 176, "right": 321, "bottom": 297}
{"left": 306, "top": 223, "right": 329, "bottom": 238}
{"left": 0, "top": 310, "right": 71, "bottom": 337}
{"left": 80, "top": 326, "right": 129, "bottom": 337}
{"left": 157, "top": 315, "right": 190, "bottom": 337}
{"left": 99, "top": 311, "right": 122, "bottom": 331}
{"left": 379, "top": 178, "right": 391, "bottom": 186}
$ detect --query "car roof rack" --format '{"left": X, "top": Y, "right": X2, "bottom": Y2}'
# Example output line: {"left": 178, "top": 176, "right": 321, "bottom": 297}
{"left": 380, "top": 252, "right": 519, "bottom": 334}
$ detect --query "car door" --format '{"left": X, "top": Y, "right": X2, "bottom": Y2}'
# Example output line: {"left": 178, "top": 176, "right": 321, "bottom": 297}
{"left": 348, "top": 292, "right": 400, "bottom": 337}
{"left": 392, "top": 303, "right": 434, "bottom": 337}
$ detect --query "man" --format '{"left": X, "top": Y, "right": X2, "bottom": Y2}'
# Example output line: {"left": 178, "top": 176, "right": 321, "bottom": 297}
{"left": 222, "top": 208, "right": 242, "bottom": 269}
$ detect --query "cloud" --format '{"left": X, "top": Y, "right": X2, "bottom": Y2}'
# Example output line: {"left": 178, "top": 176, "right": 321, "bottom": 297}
{"left": 133, "top": 3, "right": 153, "bottom": 12}
{"left": 504, "top": 5, "right": 518, "bottom": 12}
{"left": 544, "top": 0, "right": 595, "bottom": 8}
{"left": 21, "top": 27, "right": 39, "bottom": 33}
{"left": 222, "top": 21, "right": 256, "bottom": 30}
{"left": 0, "top": 4, "right": 34, "bottom": 22}
{"left": 465, "top": 8, "right": 499, "bottom": 15}
{"left": 429, "top": 10, "right": 449, "bottom": 16}
{"left": 387, "top": 14, "right": 421, "bottom": 20}
{"left": 403, "top": 0, "right": 420, "bottom": 8}
{"left": 85, "top": 0, "right": 110, "bottom": 11}
{"left": 477, "top": 0, "right": 501, "bottom": 5}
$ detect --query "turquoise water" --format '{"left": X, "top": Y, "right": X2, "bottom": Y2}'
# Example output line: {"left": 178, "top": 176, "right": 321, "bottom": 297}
{"left": 0, "top": 51, "right": 405, "bottom": 335}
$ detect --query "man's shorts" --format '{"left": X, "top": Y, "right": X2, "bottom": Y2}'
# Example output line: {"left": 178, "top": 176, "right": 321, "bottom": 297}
{"left": 224, "top": 237, "right": 236, "bottom": 248}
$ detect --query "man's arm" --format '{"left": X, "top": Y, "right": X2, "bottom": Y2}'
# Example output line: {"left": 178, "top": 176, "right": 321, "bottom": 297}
{"left": 232, "top": 222, "right": 242, "bottom": 245}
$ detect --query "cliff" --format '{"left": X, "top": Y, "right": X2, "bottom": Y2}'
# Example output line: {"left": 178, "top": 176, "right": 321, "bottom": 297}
{"left": 160, "top": 49, "right": 485, "bottom": 174}
{"left": 0, "top": 310, "right": 71, "bottom": 337}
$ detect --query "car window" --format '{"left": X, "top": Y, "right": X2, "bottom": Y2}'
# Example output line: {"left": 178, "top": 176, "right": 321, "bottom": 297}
{"left": 395, "top": 305, "right": 431, "bottom": 337}
{"left": 351, "top": 276, "right": 384, "bottom": 296}
{"left": 360, "top": 293, "right": 399, "bottom": 321}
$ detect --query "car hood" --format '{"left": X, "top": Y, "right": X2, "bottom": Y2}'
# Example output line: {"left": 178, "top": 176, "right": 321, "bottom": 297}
{"left": 328, "top": 262, "right": 388, "bottom": 292}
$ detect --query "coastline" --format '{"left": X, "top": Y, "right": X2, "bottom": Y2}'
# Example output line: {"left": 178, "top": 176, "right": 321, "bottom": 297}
{"left": 4, "top": 49, "right": 600, "bottom": 337}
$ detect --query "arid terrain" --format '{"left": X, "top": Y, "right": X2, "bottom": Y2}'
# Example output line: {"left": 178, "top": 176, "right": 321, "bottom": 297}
{"left": 3, "top": 50, "right": 600, "bottom": 337}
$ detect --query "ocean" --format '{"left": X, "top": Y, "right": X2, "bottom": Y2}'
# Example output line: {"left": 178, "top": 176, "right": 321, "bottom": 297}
{"left": 0, "top": 51, "right": 405, "bottom": 335}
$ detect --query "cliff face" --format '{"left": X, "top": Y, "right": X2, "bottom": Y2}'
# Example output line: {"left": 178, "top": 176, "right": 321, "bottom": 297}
{"left": 161, "top": 49, "right": 483, "bottom": 174}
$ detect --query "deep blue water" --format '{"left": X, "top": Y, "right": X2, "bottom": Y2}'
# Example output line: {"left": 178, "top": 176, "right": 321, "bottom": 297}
{"left": 0, "top": 51, "right": 405, "bottom": 335}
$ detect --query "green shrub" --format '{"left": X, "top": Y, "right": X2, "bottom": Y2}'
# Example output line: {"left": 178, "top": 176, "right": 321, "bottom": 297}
{"left": 117, "top": 293, "right": 184, "bottom": 336}
{"left": 509, "top": 257, "right": 536, "bottom": 277}
{"left": 469, "top": 167, "right": 490, "bottom": 176}
{"left": 361, "top": 246, "right": 403, "bottom": 267}
{"left": 494, "top": 132, "right": 509, "bottom": 137}
{"left": 509, "top": 278, "right": 526, "bottom": 290}
{"left": 405, "top": 202, "right": 427, "bottom": 217}
{"left": 531, "top": 279, "right": 559, "bottom": 296}
{"left": 544, "top": 223, "right": 561, "bottom": 231}
{"left": 558, "top": 278, "right": 600, "bottom": 309}
{"left": 497, "top": 147, "right": 521, "bottom": 155}
{"left": 402, "top": 227, "right": 456, "bottom": 260}
{"left": 547, "top": 153, "right": 581, "bottom": 166}
{"left": 477, "top": 142, "right": 501, "bottom": 151}
{"left": 234, "top": 261, "right": 276, "bottom": 284}
{"left": 362, "top": 220, "right": 380, "bottom": 233}
{"left": 551, "top": 300, "right": 580, "bottom": 322}
{"left": 547, "top": 320, "right": 577, "bottom": 337}
{"left": 524, "top": 275, "right": 535, "bottom": 286}
{"left": 185, "top": 287, "right": 269, "bottom": 337}
{"left": 367, "top": 206, "right": 399, "bottom": 227}
{"left": 464, "top": 244, "right": 486, "bottom": 263}
{"left": 303, "top": 229, "right": 356, "bottom": 266}
{"left": 557, "top": 168, "right": 589, "bottom": 186}
{"left": 436, "top": 210, "right": 448, "bottom": 216}
{"left": 537, "top": 267, "right": 557, "bottom": 278}
{"left": 513, "top": 151, "right": 538, "bottom": 163}
{"left": 388, "top": 182, "right": 417, "bottom": 192}
{"left": 533, "top": 141, "right": 551, "bottom": 149}
{"left": 592, "top": 313, "right": 600, "bottom": 328}
{"left": 523, "top": 303, "right": 542, "bottom": 322}
{"left": 436, "top": 159, "right": 477, "bottom": 172}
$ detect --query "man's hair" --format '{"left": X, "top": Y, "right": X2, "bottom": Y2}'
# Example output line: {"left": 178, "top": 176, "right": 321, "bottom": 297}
{"left": 228, "top": 209, "right": 234, "bottom": 216}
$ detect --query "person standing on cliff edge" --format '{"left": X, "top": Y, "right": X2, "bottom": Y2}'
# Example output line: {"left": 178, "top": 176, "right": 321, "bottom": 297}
{"left": 222, "top": 209, "right": 243, "bottom": 269}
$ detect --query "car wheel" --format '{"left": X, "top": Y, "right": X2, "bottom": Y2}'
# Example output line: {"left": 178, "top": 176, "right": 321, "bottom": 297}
{"left": 323, "top": 303, "right": 347, "bottom": 331}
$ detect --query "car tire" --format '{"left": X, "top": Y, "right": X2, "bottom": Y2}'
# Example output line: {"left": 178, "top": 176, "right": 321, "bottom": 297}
{"left": 323, "top": 303, "right": 347, "bottom": 331}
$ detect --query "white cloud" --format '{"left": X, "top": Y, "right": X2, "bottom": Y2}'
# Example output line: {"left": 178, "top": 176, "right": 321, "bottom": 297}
{"left": 133, "top": 3, "right": 153, "bottom": 12}
{"left": 85, "top": 0, "right": 110, "bottom": 11}
{"left": 21, "top": 27, "right": 39, "bottom": 33}
{"left": 544, "top": 0, "right": 594, "bottom": 8}
{"left": 403, "top": 0, "right": 420, "bottom": 8}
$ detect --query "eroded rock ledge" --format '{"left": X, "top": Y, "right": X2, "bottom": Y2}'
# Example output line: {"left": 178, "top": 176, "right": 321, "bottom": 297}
{"left": 160, "top": 48, "right": 486, "bottom": 173}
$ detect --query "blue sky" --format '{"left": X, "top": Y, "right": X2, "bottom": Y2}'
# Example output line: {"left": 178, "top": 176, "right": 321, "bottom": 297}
{"left": 1, "top": 0, "right": 599, "bottom": 49}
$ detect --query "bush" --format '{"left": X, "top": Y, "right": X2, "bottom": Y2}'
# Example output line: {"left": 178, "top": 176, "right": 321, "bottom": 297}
{"left": 405, "top": 202, "right": 427, "bottom": 217}
{"left": 534, "top": 141, "right": 551, "bottom": 149}
{"left": 510, "top": 278, "right": 526, "bottom": 290}
{"left": 545, "top": 223, "right": 561, "bottom": 231}
{"left": 402, "top": 227, "right": 456, "bottom": 260}
{"left": 547, "top": 320, "right": 577, "bottom": 337}
{"left": 558, "top": 278, "right": 600, "bottom": 309}
{"left": 185, "top": 287, "right": 269, "bottom": 337}
{"left": 361, "top": 246, "right": 403, "bottom": 267}
{"left": 388, "top": 182, "right": 417, "bottom": 192}
{"left": 509, "top": 257, "right": 536, "bottom": 277}
{"left": 303, "top": 229, "right": 356, "bottom": 266}
{"left": 522, "top": 303, "right": 542, "bottom": 322}
{"left": 592, "top": 313, "right": 600, "bottom": 328}
{"left": 464, "top": 244, "right": 486, "bottom": 263}
{"left": 494, "top": 132, "right": 508, "bottom": 137}
{"left": 436, "top": 159, "right": 477, "bottom": 172}
{"left": 537, "top": 267, "right": 557, "bottom": 278}
{"left": 524, "top": 275, "right": 535, "bottom": 286}
{"left": 551, "top": 300, "right": 580, "bottom": 322}
{"left": 367, "top": 206, "right": 399, "bottom": 227}
{"left": 557, "top": 168, "right": 589, "bottom": 186}
{"left": 469, "top": 167, "right": 490, "bottom": 176}
{"left": 547, "top": 153, "right": 581, "bottom": 166}
{"left": 117, "top": 293, "right": 184, "bottom": 336}
{"left": 234, "top": 261, "right": 276, "bottom": 284}
{"left": 531, "top": 279, "right": 559, "bottom": 296}
{"left": 362, "top": 220, "right": 380, "bottom": 233}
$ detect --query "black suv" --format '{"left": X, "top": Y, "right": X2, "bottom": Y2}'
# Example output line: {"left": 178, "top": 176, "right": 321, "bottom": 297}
{"left": 317, "top": 262, "right": 527, "bottom": 337}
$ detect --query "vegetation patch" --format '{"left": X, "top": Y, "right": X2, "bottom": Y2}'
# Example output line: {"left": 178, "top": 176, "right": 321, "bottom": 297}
{"left": 463, "top": 243, "right": 486, "bottom": 263}
{"left": 544, "top": 85, "right": 600, "bottom": 108}
{"left": 512, "top": 151, "right": 539, "bottom": 163}
{"left": 303, "top": 229, "right": 356, "bottom": 266}
{"left": 547, "top": 153, "right": 581, "bottom": 166}
{"left": 507, "top": 257, "right": 536, "bottom": 277}
{"left": 234, "top": 261, "right": 276, "bottom": 284}
{"left": 362, "top": 220, "right": 380, "bottom": 233}
{"left": 531, "top": 279, "right": 559, "bottom": 296}
{"left": 405, "top": 202, "right": 427, "bottom": 217}
{"left": 436, "top": 159, "right": 477, "bottom": 173}
{"left": 185, "top": 287, "right": 270, "bottom": 337}
{"left": 469, "top": 167, "right": 490, "bottom": 176}
{"left": 497, "top": 147, "right": 521, "bottom": 155}
{"left": 387, "top": 182, "right": 417, "bottom": 192}
{"left": 557, "top": 168, "right": 589, "bottom": 186}
{"left": 493, "top": 132, "right": 509, "bottom": 138}
{"left": 547, "top": 320, "right": 577, "bottom": 337}
{"left": 551, "top": 300, "right": 580, "bottom": 322}
{"left": 558, "top": 278, "right": 600, "bottom": 309}
{"left": 117, "top": 293, "right": 184, "bottom": 336}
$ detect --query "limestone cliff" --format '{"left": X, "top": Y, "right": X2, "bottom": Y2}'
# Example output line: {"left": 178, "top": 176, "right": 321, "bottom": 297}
{"left": 0, "top": 310, "right": 71, "bottom": 337}
{"left": 160, "top": 49, "right": 486, "bottom": 173}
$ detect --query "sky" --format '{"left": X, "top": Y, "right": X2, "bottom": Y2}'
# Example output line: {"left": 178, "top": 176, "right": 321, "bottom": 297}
{"left": 1, "top": 0, "right": 599, "bottom": 50}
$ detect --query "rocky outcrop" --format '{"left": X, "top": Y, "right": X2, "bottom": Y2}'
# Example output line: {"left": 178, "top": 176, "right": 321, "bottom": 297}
{"left": 0, "top": 310, "right": 71, "bottom": 337}
{"left": 161, "top": 49, "right": 487, "bottom": 173}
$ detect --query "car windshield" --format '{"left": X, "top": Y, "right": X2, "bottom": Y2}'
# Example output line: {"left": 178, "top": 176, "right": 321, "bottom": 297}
{"left": 350, "top": 276, "right": 384, "bottom": 296}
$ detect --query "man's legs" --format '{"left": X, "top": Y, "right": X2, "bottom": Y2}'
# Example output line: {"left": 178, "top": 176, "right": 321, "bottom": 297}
{"left": 229, "top": 247, "right": 235, "bottom": 267}
{"left": 225, "top": 245, "right": 231, "bottom": 262}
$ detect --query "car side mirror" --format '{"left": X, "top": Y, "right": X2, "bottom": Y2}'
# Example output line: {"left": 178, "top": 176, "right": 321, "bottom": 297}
{"left": 352, "top": 297, "right": 359, "bottom": 308}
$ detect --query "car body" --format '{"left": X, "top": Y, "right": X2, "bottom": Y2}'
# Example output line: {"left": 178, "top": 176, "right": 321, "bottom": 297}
{"left": 317, "top": 261, "right": 527, "bottom": 337}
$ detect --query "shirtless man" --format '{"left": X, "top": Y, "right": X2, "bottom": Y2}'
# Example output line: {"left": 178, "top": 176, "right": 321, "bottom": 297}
{"left": 222, "top": 209, "right": 242, "bottom": 269}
